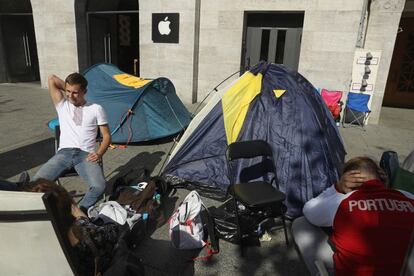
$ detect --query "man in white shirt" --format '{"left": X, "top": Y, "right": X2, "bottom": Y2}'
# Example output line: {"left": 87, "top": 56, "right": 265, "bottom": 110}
{"left": 34, "top": 73, "right": 111, "bottom": 209}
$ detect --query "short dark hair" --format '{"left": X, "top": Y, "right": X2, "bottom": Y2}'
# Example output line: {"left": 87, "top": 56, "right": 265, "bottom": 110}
{"left": 343, "top": 156, "right": 388, "bottom": 184}
{"left": 65, "top": 72, "right": 88, "bottom": 91}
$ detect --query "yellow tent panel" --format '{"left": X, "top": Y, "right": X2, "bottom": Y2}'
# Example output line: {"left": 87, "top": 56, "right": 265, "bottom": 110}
{"left": 222, "top": 72, "right": 262, "bottom": 144}
{"left": 114, "top": 74, "right": 151, "bottom": 89}
{"left": 273, "top": 89, "right": 286, "bottom": 98}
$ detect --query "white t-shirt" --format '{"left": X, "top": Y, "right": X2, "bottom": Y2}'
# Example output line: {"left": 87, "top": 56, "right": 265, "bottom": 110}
{"left": 56, "top": 99, "right": 108, "bottom": 153}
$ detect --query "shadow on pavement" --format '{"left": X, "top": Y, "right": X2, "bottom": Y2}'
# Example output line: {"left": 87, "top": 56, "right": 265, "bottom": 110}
{"left": 136, "top": 237, "right": 199, "bottom": 276}
{"left": 105, "top": 151, "right": 166, "bottom": 195}
{"left": 0, "top": 138, "right": 54, "bottom": 178}
{"left": 237, "top": 241, "right": 310, "bottom": 276}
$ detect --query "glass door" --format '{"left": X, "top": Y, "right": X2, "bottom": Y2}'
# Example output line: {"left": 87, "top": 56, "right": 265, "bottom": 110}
{"left": 88, "top": 11, "right": 139, "bottom": 75}
{"left": 0, "top": 14, "right": 39, "bottom": 82}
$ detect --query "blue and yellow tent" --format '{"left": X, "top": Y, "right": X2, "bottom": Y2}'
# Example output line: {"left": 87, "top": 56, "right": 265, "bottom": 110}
{"left": 84, "top": 64, "right": 192, "bottom": 143}
{"left": 163, "top": 62, "right": 346, "bottom": 218}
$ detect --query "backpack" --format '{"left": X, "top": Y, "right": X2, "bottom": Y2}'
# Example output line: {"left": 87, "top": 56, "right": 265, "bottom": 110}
{"left": 169, "top": 191, "right": 219, "bottom": 259}
{"left": 380, "top": 151, "right": 399, "bottom": 185}
{"left": 114, "top": 180, "right": 165, "bottom": 227}
{"left": 103, "top": 236, "right": 145, "bottom": 276}
{"left": 72, "top": 218, "right": 123, "bottom": 276}
{"left": 111, "top": 168, "right": 170, "bottom": 198}
{"left": 107, "top": 173, "right": 168, "bottom": 250}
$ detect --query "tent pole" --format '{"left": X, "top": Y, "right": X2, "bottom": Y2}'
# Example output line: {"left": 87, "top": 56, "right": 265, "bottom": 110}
{"left": 157, "top": 133, "right": 182, "bottom": 176}
{"left": 193, "top": 70, "right": 241, "bottom": 114}
{"left": 160, "top": 68, "right": 246, "bottom": 175}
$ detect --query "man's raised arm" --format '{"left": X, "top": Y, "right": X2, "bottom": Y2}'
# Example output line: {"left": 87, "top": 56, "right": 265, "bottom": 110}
{"left": 48, "top": 74, "right": 65, "bottom": 105}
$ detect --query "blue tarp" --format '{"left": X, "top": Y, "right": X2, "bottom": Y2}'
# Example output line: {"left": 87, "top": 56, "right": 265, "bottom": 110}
{"left": 84, "top": 63, "right": 192, "bottom": 143}
{"left": 164, "top": 62, "right": 346, "bottom": 218}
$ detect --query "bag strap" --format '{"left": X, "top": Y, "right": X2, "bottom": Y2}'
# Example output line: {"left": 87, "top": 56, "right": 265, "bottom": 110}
{"left": 193, "top": 242, "right": 219, "bottom": 261}
{"left": 202, "top": 205, "right": 219, "bottom": 254}
{"left": 179, "top": 219, "right": 194, "bottom": 234}
{"left": 192, "top": 205, "right": 219, "bottom": 262}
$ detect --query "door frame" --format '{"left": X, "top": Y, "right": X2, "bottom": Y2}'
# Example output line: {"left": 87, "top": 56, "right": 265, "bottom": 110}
{"left": 75, "top": 0, "right": 139, "bottom": 74}
{"left": 383, "top": 16, "right": 414, "bottom": 108}
{"left": 0, "top": 12, "right": 40, "bottom": 82}
{"left": 86, "top": 10, "right": 139, "bottom": 63}
{"left": 240, "top": 11, "right": 304, "bottom": 74}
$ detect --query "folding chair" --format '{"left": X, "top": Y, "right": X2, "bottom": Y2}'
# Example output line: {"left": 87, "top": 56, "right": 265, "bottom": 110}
{"left": 391, "top": 167, "right": 414, "bottom": 194}
{"left": 321, "top": 89, "right": 343, "bottom": 124}
{"left": 342, "top": 92, "right": 371, "bottom": 130}
{"left": 0, "top": 190, "right": 80, "bottom": 275}
{"left": 226, "top": 140, "right": 288, "bottom": 256}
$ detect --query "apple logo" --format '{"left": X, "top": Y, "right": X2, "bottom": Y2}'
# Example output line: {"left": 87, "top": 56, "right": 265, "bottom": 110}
{"left": 158, "top": 16, "right": 171, "bottom": 35}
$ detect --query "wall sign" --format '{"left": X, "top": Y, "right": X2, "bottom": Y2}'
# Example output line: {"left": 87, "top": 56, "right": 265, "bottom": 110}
{"left": 350, "top": 50, "right": 381, "bottom": 95}
{"left": 152, "top": 13, "right": 179, "bottom": 43}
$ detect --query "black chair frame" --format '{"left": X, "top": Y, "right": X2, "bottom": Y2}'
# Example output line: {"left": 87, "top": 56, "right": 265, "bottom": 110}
{"left": 226, "top": 140, "right": 289, "bottom": 256}
{"left": 342, "top": 106, "right": 371, "bottom": 131}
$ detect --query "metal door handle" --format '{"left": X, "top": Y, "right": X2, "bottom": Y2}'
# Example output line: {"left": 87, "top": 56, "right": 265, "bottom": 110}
{"left": 107, "top": 33, "right": 111, "bottom": 63}
{"left": 134, "top": 59, "right": 138, "bottom": 76}
{"left": 22, "top": 34, "right": 29, "bottom": 66}
{"left": 104, "top": 36, "right": 107, "bottom": 62}
{"left": 25, "top": 33, "right": 32, "bottom": 66}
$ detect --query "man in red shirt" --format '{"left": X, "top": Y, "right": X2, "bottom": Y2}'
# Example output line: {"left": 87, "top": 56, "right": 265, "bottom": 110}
{"left": 292, "top": 157, "right": 414, "bottom": 276}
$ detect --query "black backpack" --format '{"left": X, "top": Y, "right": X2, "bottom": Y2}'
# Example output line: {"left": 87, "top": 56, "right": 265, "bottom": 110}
{"left": 103, "top": 237, "right": 145, "bottom": 276}
{"left": 380, "top": 151, "right": 399, "bottom": 185}
{"left": 111, "top": 169, "right": 169, "bottom": 200}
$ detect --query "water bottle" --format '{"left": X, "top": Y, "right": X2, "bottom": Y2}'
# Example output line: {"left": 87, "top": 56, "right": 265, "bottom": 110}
{"left": 256, "top": 224, "right": 263, "bottom": 237}
{"left": 142, "top": 212, "right": 149, "bottom": 234}
{"left": 155, "top": 193, "right": 161, "bottom": 205}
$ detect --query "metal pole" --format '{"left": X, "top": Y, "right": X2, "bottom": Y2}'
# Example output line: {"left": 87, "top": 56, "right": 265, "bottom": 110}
{"left": 191, "top": 0, "right": 201, "bottom": 104}
{"left": 356, "top": 0, "right": 370, "bottom": 48}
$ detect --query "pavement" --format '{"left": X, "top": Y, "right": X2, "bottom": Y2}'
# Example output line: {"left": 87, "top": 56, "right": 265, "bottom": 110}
{"left": 1, "top": 83, "right": 413, "bottom": 275}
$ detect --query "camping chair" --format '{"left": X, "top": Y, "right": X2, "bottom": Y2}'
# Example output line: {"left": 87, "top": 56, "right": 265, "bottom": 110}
{"left": 391, "top": 167, "right": 414, "bottom": 194}
{"left": 342, "top": 92, "right": 371, "bottom": 130}
{"left": 0, "top": 190, "right": 79, "bottom": 275}
{"left": 47, "top": 119, "right": 104, "bottom": 199}
{"left": 321, "top": 89, "right": 343, "bottom": 124}
{"left": 380, "top": 151, "right": 400, "bottom": 185}
{"left": 225, "top": 140, "right": 288, "bottom": 256}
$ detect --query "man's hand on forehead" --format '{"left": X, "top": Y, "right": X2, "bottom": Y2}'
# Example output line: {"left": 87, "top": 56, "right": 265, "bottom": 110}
{"left": 337, "top": 170, "right": 369, "bottom": 193}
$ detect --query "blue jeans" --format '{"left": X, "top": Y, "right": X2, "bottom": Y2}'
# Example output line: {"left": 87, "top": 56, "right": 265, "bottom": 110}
{"left": 0, "top": 179, "right": 18, "bottom": 191}
{"left": 34, "top": 148, "right": 106, "bottom": 209}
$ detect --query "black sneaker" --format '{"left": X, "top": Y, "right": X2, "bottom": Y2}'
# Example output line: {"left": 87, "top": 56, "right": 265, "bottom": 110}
{"left": 16, "top": 171, "right": 30, "bottom": 188}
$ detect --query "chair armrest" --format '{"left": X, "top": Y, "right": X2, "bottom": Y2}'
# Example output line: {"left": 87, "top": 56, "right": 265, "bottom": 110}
{"left": 270, "top": 177, "right": 279, "bottom": 189}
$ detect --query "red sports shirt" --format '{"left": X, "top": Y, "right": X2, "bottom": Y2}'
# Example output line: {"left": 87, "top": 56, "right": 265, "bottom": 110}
{"left": 304, "top": 179, "right": 414, "bottom": 276}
